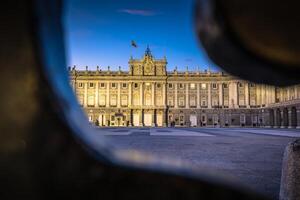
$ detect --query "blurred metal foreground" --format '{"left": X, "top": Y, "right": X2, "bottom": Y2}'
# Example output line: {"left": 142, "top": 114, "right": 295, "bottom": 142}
{"left": 0, "top": 1, "right": 268, "bottom": 200}
{"left": 195, "top": 0, "right": 300, "bottom": 86}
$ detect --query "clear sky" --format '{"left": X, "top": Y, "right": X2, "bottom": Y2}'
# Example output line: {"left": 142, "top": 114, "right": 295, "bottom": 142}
{"left": 64, "top": 0, "right": 220, "bottom": 71}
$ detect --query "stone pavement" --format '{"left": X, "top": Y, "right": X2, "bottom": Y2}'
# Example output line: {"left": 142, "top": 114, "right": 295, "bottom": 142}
{"left": 95, "top": 127, "right": 300, "bottom": 199}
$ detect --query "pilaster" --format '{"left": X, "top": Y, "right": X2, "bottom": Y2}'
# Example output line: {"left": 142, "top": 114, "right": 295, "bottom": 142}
{"left": 185, "top": 83, "right": 189, "bottom": 108}
{"left": 95, "top": 81, "right": 99, "bottom": 108}
{"left": 84, "top": 82, "right": 87, "bottom": 107}
{"left": 218, "top": 83, "right": 223, "bottom": 107}
{"left": 208, "top": 83, "right": 211, "bottom": 109}
{"left": 106, "top": 81, "right": 110, "bottom": 107}
{"left": 175, "top": 83, "right": 178, "bottom": 108}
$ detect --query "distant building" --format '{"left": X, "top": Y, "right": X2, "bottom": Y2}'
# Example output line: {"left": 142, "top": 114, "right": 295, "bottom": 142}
{"left": 69, "top": 47, "right": 300, "bottom": 128}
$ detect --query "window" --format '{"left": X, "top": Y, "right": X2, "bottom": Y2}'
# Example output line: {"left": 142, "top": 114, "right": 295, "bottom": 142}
{"left": 111, "top": 115, "right": 115, "bottom": 121}
{"left": 99, "top": 95, "right": 106, "bottom": 106}
{"left": 223, "top": 83, "right": 228, "bottom": 88}
{"left": 238, "top": 83, "right": 243, "bottom": 87}
{"left": 157, "top": 83, "right": 161, "bottom": 88}
{"left": 145, "top": 93, "right": 151, "bottom": 106}
{"left": 168, "top": 96, "right": 174, "bottom": 106}
{"left": 156, "top": 95, "right": 163, "bottom": 106}
{"left": 89, "top": 82, "right": 94, "bottom": 88}
{"left": 212, "top": 99, "right": 219, "bottom": 106}
{"left": 122, "top": 83, "right": 127, "bottom": 88}
{"left": 240, "top": 114, "right": 246, "bottom": 123}
{"left": 250, "top": 83, "right": 255, "bottom": 87}
{"left": 190, "top": 95, "right": 196, "bottom": 107}
{"left": 179, "top": 96, "right": 185, "bottom": 107}
{"left": 78, "top": 94, "right": 84, "bottom": 106}
{"left": 201, "top": 100, "right": 206, "bottom": 106}
{"left": 212, "top": 83, "right": 217, "bottom": 89}
{"left": 179, "top": 83, "right": 184, "bottom": 89}
{"left": 111, "top": 83, "right": 116, "bottom": 89}
{"left": 213, "top": 115, "right": 218, "bottom": 123}
{"left": 201, "top": 83, "right": 206, "bottom": 89}
{"left": 78, "top": 82, "right": 83, "bottom": 88}
{"left": 87, "top": 95, "right": 94, "bottom": 106}
{"left": 100, "top": 83, "right": 105, "bottom": 88}
{"left": 110, "top": 95, "right": 117, "bottom": 106}
{"left": 121, "top": 95, "right": 128, "bottom": 106}
{"left": 133, "top": 94, "right": 139, "bottom": 105}
{"left": 190, "top": 83, "right": 195, "bottom": 89}
{"left": 168, "top": 83, "right": 173, "bottom": 89}
{"left": 134, "top": 83, "right": 139, "bottom": 89}
{"left": 179, "top": 115, "right": 184, "bottom": 122}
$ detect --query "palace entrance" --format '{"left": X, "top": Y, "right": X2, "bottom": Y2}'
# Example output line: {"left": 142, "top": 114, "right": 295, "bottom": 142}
{"left": 190, "top": 115, "right": 197, "bottom": 127}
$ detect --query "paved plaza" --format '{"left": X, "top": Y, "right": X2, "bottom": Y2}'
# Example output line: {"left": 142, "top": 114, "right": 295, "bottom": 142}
{"left": 96, "top": 127, "right": 300, "bottom": 199}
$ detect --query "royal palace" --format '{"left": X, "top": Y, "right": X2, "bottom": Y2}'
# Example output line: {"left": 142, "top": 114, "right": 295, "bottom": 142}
{"left": 69, "top": 47, "right": 300, "bottom": 128}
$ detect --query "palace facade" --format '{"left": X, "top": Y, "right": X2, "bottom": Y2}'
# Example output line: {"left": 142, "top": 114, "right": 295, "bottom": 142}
{"left": 69, "top": 47, "right": 300, "bottom": 128}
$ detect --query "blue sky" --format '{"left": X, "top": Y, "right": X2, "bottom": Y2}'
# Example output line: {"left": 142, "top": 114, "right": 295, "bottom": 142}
{"left": 64, "top": 0, "right": 220, "bottom": 71}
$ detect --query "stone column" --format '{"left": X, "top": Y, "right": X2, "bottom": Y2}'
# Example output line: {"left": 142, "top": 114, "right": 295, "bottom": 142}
{"left": 208, "top": 83, "right": 211, "bottom": 108}
{"left": 105, "top": 113, "right": 110, "bottom": 126}
{"left": 84, "top": 82, "right": 87, "bottom": 107}
{"left": 129, "top": 109, "right": 133, "bottom": 126}
{"left": 281, "top": 109, "right": 285, "bottom": 128}
{"left": 234, "top": 82, "right": 238, "bottom": 108}
{"left": 280, "top": 88, "right": 284, "bottom": 102}
{"left": 197, "top": 83, "right": 200, "bottom": 108}
{"left": 128, "top": 82, "right": 132, "bottom": 107}
{"left": 163, "top": 109, "right": 167, "bottom": 127}
{"left": 229, "top": 82, "right": 237, "bottom": 108}
{"left": 261, "top": 85, "right": 266, "bottom": 105}
{"left": 218, "top": 83, "right": 223, "bottom": 107}
{"left": 117, "top": 82, "right": 121, "bottom": 108}
{"left": 288, "top": 108, "right": 293, "bottom": 128}
{"left": 140, "top": 82, "right": 143, "bottom": 106}
{"left": 256, "top": 84, "right": 261, "bottom": 106}
{"left": 245, "top": 82, "right": 249, "bottom": 108}
{"left": 139, "top": 109, "right": 144, "bottom": 126}
{"left": 297, "top": 108, "right": 300, "bottom": 129}
{"left": 94, "top": 82, "right": 98, "bottom": 108}
{"left": 152, "top": 109, "right": 156, "bottom": 127}
{"left": 152, "top": 82, "right": 155, "bottom": 106}
{"left": 163, "top": 83, "right": 166, "bottom": 107}
{"left": 295, "top": 85, "right": 299, "bottom": 99}
{"left": 185, "top": 83, "right": 189, "bottom": 108}
{"left": 106, "top": 81, "right": 110, "bottom": 107}
{"left": 175, "top": 83, "right": 178, "bottom": 108}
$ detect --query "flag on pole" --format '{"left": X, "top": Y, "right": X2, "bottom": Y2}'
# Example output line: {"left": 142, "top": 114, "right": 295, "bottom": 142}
{"left": 131, "top": 40, "right": 137, "bottom": 48}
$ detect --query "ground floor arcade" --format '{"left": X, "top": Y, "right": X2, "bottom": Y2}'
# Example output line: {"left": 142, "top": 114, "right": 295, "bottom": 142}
{"left": 85, "top": 105, "right": 300, "bottom": 128}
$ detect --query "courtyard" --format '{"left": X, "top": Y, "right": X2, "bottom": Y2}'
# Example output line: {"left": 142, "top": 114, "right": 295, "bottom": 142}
{"left": 96, "top": 127, "right": 300, "bottom": 199}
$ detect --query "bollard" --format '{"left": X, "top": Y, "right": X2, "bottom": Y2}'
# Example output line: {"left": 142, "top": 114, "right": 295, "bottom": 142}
{"left": 280, "top": 139, "right": 300, "bottom": 200}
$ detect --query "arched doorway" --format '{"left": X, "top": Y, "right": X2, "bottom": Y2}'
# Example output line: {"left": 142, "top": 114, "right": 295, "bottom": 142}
{"left": 190, "top": 114, "right": 197, "bottom": 127}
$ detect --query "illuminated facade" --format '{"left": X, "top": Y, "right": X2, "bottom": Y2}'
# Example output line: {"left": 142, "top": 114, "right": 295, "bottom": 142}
{"left": 69, "top": 47, "right": 300, "bottom": 128}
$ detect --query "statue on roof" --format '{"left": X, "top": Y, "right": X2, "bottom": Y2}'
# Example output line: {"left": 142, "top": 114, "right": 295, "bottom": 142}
{"left": 145, "top": 45, "right": 152, "bottom": 57}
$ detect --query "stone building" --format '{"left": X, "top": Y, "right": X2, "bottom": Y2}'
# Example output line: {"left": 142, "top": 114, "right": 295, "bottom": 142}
{"left": 69, "top": 47, "right": 300, "bottom": 128}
